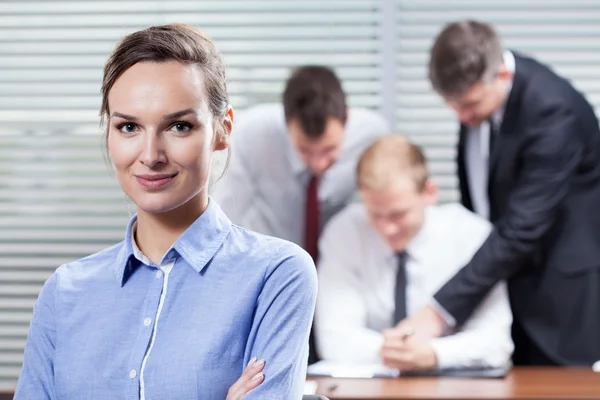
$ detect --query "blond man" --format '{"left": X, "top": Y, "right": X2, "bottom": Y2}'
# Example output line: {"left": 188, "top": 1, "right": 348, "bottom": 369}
{"left": 315, "top": 135, "right": 513, "bottom": 372}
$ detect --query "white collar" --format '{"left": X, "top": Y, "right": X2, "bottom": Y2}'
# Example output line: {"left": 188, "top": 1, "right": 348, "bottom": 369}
{"left": 383, "top": 206, "right": 435, "bottom": 265}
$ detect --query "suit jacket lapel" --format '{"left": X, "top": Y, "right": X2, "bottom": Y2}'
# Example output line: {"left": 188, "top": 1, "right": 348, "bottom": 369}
{"left": 488, "top": 53, "right": 526, "bottom": 188}
{"left": 457, "top": 124, "right": 474, "bottom": 211}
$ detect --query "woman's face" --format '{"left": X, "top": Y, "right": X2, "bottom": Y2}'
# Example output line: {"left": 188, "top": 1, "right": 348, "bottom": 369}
{"left": 107, "top": 61, "right": 230, "bottom": 214}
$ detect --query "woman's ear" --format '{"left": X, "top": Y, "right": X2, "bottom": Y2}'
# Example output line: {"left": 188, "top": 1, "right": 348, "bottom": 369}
{"left": 214, "top": 106, "right": 234, "bottom": 151}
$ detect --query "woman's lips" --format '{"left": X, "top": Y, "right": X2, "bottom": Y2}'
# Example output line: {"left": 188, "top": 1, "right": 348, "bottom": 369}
{"left": 135, "top": 173, "right": 177, "bottom": 189}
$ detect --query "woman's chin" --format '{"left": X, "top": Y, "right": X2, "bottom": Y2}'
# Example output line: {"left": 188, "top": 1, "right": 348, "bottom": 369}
{"left": 133, "top": 197, "right": 183, "bottom": 215}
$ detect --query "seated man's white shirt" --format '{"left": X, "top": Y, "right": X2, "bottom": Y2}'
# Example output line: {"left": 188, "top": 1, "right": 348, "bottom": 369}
{"left": 211, "top": 103, "right": 390, "bottom": 247}
{"left": 315, "top": 203, "right": 513, "bottom": 369}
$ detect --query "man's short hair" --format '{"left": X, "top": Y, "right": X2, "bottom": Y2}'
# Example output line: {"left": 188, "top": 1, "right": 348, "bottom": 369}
{"left": 357, "top": 135, "right": 429, "bottom": 191}
{"left": 283, "top": 65, "right": 347, "bottom": 139}
{"left": 428, "top": 20, "right": 504, "bottom": 97}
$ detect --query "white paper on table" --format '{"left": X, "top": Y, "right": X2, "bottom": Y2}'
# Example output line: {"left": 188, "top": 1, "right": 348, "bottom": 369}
{"left": 307, "top": 361, "right": 400, "bottom": 378}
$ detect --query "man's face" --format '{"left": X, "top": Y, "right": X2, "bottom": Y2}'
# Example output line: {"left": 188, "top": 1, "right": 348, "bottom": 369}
{"left": 443, "top": 66, "right": 512, "bottom": 128}
{"left": 287, "top": 117, "right": 345, "bottom": 176}
{"left": 360, "top": 177, "right": 437, "bottom": 252}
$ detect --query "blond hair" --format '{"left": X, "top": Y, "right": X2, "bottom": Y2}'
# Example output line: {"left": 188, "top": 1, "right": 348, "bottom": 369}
{"left": 357, "top": 135, "right": 429, "bottom": 191}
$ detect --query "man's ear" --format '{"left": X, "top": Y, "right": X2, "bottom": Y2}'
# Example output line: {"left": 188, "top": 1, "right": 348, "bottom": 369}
{"left": 422, "top": 178, "right": 438, "bottom": 206}
{"left": 227, "top": 106, "right": 235, "bottom": 125}
{"left": 497, "top": 63, "right": 513, "bottom": 80}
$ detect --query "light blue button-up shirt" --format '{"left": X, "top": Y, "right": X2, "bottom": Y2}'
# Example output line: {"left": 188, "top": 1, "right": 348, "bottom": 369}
{"left": 15, "top": 198, "right": 317, "bottom": 399}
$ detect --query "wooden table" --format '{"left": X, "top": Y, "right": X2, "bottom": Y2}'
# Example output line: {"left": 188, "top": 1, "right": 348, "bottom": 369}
{"left": 2, "top": 367, "right": 599, "bottom": 399}
{"left": 309, "top": 367, "right": 600, "bottom": 399}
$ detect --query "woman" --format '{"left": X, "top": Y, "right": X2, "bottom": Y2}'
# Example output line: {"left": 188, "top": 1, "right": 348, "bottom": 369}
{"left": 15, "top": 24, "right": 317, "bottom": 399}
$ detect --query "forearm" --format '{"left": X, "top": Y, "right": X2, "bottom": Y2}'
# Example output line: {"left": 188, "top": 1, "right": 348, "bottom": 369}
{"left": 429, "top": 329, "right": 513, "bottom": 370}
{"left": 433, "top": 229, "right": 518, "bottom": 325}
{"left": 245, "top": 249, "right": 317, "bottom": 399}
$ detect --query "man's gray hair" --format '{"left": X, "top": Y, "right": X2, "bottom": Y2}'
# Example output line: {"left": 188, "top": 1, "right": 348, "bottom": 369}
{"left": 428, "top": 20, "right": 504, "bottom": 98}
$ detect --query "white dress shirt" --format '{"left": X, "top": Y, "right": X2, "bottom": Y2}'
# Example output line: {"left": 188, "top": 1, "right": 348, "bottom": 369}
{"left": 315, "top": 203, "right": 513, "bottom": 370}
{"left": 466, "top": 50, "right": 515, "bottom": 219}
{"left": 211, "top": 103, "right": 390, "bottom": 246}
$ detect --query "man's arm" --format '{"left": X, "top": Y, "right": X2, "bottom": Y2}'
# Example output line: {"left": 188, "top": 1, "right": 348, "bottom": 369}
{"left": 435, "top": 104, "right": 583, "bottom": 326}
{"left": 315, "top": 210, "right": 383, "bottom": 363}
{"left": 243, "top": 244, "right": 317, "bottom": 400}
{"left": 430, "top": 282, "right": 513, "bottom": 369}
{"left": 14, "top": 273, "right": 58, "bottom": 400}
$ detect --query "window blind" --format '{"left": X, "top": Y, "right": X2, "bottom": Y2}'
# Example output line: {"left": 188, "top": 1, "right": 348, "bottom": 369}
{"left": 0, "top": 0, "right": 384, "bottom": 385}
{"left": 2, "top": 0, "right": 600, "bottom": 386}
{"left": 396, "top": 0, "right": 600, "bottom": 202}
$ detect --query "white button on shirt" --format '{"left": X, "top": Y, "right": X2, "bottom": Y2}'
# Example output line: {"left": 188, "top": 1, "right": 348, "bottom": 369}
{"left": 211, "top": 103, "right": 390, "bottom": 246}
{"left": 130, "top": 225, "right": 176, "bottom": 400}
{"left": 315, "top": 203, "right": 513, "bottom": 369}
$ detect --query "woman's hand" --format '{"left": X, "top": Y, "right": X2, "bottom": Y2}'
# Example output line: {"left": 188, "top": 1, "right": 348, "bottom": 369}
{"left": 226, "top": 358, "right": 265, "bottom": 399}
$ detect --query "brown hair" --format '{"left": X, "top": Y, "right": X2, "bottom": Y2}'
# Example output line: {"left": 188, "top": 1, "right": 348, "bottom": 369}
{"left": 100, "top": 24, "right": 230, "bottom": 170}
{"left": 282, "top": 65, "right": 347, "bottom": 139}
{"left": 428, "top": 20, "right": 503, "bottom": 97}
{"left": 357, "top": 135, "right": 429, "bottom": 191}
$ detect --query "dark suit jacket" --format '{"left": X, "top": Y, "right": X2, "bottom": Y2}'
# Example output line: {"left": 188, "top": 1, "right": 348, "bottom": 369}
{"left": 434, "top": 52, "right": 600, "bottom": 365}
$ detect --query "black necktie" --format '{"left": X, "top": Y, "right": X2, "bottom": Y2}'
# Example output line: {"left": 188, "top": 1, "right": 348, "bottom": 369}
{"left": 393, "top": 252, "right": 408, "bottom": 325}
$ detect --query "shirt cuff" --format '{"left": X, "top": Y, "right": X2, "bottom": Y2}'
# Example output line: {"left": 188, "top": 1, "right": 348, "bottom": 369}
{"left": 428, "top": 337, "right": 458, "bottom": 370}
{"left": 430, "top": 297, "right": 456, "bottom": 329}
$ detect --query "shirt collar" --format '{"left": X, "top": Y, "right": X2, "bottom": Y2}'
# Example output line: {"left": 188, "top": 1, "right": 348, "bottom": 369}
{"left": 382, "top": 206, "right": 435, "bottom": 266}
{"left": 113, "top": 197, "right": 232, "bottom": 286}
{"left": 404, "top": 206, "right": 435, "bottom": 264}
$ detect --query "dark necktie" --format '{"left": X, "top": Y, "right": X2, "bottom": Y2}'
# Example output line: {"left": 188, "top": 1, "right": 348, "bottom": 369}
{"left": 304, "top": 175, "right": 320, "bottom": 263}
{"left": 393, "top": 251, "right": 408, "bottom": 325}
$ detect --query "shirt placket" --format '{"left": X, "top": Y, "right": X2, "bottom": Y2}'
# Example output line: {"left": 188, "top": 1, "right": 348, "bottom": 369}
{"left": 123, "top": 265, "right": 167, "bottom": 400}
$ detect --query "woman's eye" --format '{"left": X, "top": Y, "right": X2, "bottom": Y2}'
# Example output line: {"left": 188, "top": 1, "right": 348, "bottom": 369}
{"left": 118, "top": 123, "right": 138, "bottom": 134}
{"left": 171, "top": 123, "right": 192, "bottom": 133}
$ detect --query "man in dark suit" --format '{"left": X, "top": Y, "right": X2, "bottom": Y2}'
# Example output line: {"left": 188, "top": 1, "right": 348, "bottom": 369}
{"left": 397, "top": 20, "right": 600, "bottom": 366}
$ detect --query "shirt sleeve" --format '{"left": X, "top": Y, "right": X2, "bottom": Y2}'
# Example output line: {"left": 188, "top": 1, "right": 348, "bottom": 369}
{"left": 243, "top": 244, "right": 318, "bottom": 400}
{"left": 429, "top": 206, "right": 513, "bottom": 369}
{"left": 429, "top": 297, "right": 457, "bottom": 328}
{"left": 429, "top": 281, "right": 513, "bottom": 370}
{"left": 14, "top": 272, "right": 59, "bottom": 400}
{"left": 315, "top": 208, "right": 383, "bottom": 363}
{"left": 428, "top": 206, "right": 488, "bottom": 330}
